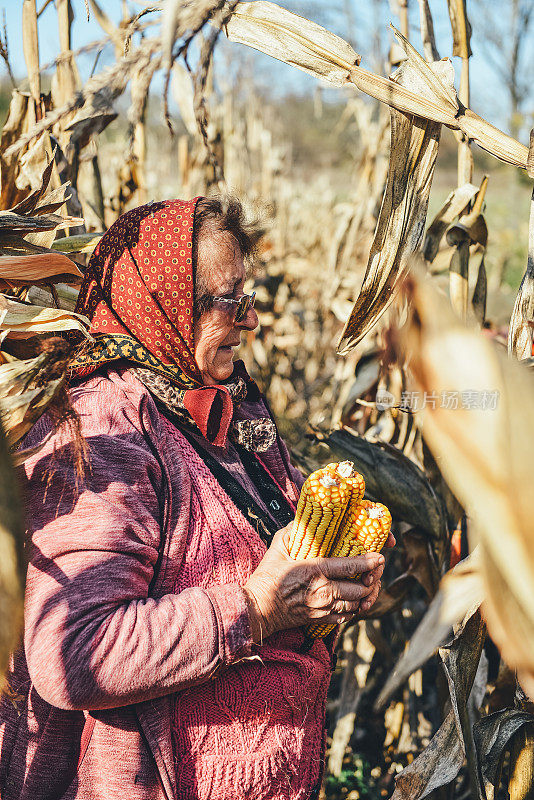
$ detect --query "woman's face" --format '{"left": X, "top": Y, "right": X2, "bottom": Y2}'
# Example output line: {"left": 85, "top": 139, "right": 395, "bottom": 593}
{"left": 193, "top": 233, "right": 258, "bottom": 385}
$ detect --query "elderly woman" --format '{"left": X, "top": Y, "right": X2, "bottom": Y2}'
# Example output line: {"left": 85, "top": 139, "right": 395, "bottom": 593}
{"left": 0, "top": 197, "right": 387, "bottom": 800}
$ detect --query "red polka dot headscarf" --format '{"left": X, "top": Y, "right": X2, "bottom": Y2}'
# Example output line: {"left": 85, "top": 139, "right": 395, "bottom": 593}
{"left": 71, "top": 198, "right": 277, "bottom": 450}
{"left": 72, "top": 199, "right": 203, "bottom": 388}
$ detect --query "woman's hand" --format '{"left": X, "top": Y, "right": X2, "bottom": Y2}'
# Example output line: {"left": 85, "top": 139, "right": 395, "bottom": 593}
{"left": 243, "top": 523, "right": 386, "bottom": 643}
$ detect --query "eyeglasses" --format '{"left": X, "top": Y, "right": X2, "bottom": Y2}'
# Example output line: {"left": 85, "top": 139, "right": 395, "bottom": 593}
{"left": 210, "top": 291, "right": 256, "bottom": 323}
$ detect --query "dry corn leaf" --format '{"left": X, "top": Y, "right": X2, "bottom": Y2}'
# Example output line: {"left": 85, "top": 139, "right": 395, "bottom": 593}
{"left": 320, "top": 427, "right": 447, "bottom": 544}
{"left": 437, "top": 610, "right": 486, "bottom": 798}
{"left": 0, "top": 212, "right": 58, "bottom": 236}
{"left": 458, "top": 110, "right": 528, "bottom": 169}
{"left": 508, "top": 187, "right": 534, "bottom": 360}
{"left": 51, "top": 233, "right": 102, "bottom": 255}
{"left": 392, "top": 610, "right": 486, "bottom": 799}
{"left": 0, "top": 383, "right": 63, "bottom": 448}
{"left": 224, "top": 1, "right": 361, "bottom": 87}
{"left": 0, "top": 234, "right": 58, "bottom": 258}
{"left": 225, "top": 2, "right": 529, "bottom": 169}
{"left": 390, "top": 27, "right": 458, "bottom": 112}
{"left": 0, "top": 211, "right": 83, "bottom": 239}
{"left": 0, "top": 253, "right": 83, "bottom": 284}
{"left": 172, "top": 62, "right": 199, "bottom": 137}
{"left": 377, "top": 549, "right": 484, "bottom": 708}
{"left": 0, "top": 294, "right": 90, "bottom": 338}
{"left": 0, "top": 92, "right": 33, "bottom": 210}
{"left": 33, "top": 184, "right": 73, "bottom": 217}
{"left": 64, "top": 88, "right": 118, "bottom": 149}
{"left": 0, "top": 351, "right": 65, "bottom": 447}
{"left": 10, "top": 154, "right": 56, "bottom": 216}
{"left": 393, "top": 712, "right": 464, "bottom": 799}
{"left": 471, "top": 254, "right": 488, "bottom": 327}
{"left": 395, "top": 266, "right": 534, "bottom": 698}
{"left": 423, "top": 183, "right": 478, "bottom": 263}
{"left": 473, "top": 710, "right": 534, "bottom": 800}
{"left": 15, "top": 134, "right": 54, "bottom": 197}
{"left": 0, "top": 353, "right": 45, "bottom": 400}
{"left": 337, "top": 57, "right": 443, "bottom": 354}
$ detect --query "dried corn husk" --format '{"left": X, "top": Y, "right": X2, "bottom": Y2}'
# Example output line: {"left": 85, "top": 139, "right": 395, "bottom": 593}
{"left": 0, "top": 351, "right": 64, "bottom": 447}
{"left": 0, "top": 253, "right": 82, "bottom": 284}
{"left": 508, "top": 187, "right": 534, "bottom": 360}
{"left": 224, "top": 1, "right": 361, "bottom": 86}
{"left": 51, "top": 233, "right": 102, "bottom": 255}
{"left": 0, "top": 295, "right": 90, "bottom": 339}
{"left": 394, "top": 265, "right": 534, "bottom": 698}
{"left": 337, "top": 55, "right": 443, "bottom": 354}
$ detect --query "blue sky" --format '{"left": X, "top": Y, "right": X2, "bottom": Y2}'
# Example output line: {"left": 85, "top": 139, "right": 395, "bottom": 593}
{"left": 2, "top": 1, "right": 532, "bottom": 138}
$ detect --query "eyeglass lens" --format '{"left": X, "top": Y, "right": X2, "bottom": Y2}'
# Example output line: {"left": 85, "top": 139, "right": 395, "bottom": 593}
{"left": 235, "top": 292, "right": 255, "bottom": 323}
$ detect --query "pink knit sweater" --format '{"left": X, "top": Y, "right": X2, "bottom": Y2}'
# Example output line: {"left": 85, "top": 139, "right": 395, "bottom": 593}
{"left": 0, "top": 368, "right": 332, "bottom": 800}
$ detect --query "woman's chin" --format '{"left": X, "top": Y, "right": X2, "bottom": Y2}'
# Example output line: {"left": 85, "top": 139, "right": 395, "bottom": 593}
{"left": 203, "top": 351, "right": 235, "bottom": 384}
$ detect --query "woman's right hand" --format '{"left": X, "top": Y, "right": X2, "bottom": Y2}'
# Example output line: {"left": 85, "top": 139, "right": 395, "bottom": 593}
{"left": 243, "top": 523, "right": 385, "bottom": 643}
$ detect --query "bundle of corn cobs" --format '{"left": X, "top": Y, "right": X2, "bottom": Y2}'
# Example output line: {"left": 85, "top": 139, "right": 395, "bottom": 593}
{"left": 288, "top": 461, "right": 391, "bottom": 638}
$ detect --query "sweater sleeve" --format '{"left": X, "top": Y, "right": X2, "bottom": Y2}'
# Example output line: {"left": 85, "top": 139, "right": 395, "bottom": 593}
{"left": 22, "top": 375, "right": 253, "bottom": 712}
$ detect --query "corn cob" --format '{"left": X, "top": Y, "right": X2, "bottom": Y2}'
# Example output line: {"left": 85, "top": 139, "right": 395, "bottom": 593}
{"left": 288, "top": 463, "right": 352, "bottom": 560}
{"left": 329, "top": 463, "right": 365, "bottom": 554}
{"left": 305, "top": 499, "right": 391, "bottom": 640}
{"left": 287, "top": 461, "right": 390, "bottom": 641}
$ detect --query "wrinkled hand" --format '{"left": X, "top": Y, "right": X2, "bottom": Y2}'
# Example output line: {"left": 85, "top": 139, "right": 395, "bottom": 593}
{"left": 244, "top": 523, "right": 387, "bottom": 643}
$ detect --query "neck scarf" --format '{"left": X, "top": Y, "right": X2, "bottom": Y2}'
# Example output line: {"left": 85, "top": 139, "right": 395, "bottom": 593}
{"left": 71, "top": 198, "right": 275, "bottom": 450}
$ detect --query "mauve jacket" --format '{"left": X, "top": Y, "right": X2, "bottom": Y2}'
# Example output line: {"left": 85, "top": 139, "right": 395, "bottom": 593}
{"left": 0, "top": 368, "right": 332, "bottom": 800}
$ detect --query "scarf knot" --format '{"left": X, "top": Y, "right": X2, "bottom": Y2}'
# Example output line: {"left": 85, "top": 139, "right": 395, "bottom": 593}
{"left": 132, "top": 367, "right": 276, "bottom": 452}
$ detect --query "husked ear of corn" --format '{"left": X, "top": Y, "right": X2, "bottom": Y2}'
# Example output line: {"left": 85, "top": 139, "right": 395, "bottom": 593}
{"left": 338, "top": 499, "right": 392, "bottom": 554}
{"left": 288, "top": 463, "right": 353, "bottom": 560}
{"left": 305, "top": 499, "right": 392, "bottom": 640}
{"left": 288, "top": 461, "right": 391, "bottom": 640}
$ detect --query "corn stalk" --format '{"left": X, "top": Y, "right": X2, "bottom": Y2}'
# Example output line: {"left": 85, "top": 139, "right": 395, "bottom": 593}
{"left": 0, "top": 419, "right": 24, "bottom": 687}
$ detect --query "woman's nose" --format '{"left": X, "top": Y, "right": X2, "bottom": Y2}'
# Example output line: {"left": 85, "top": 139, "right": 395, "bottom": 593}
{"left": 235, "top": 305, "right": 259, "bottom": 331}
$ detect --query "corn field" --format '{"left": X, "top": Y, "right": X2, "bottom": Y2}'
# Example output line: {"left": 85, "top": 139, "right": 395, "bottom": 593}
{"left": 0, "top": 0, "right": 533, "bottom": 798}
